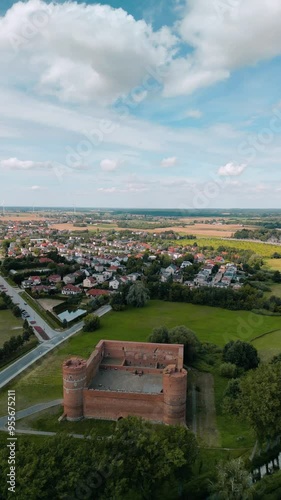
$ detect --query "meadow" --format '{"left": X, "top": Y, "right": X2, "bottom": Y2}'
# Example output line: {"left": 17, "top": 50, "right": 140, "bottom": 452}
{"left": 0, "top": 300, "right": 280, "bottom": 417}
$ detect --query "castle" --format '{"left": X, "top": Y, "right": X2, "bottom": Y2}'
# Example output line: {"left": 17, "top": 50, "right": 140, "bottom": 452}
{"left": 63, "top": 340, "right": 187, "bottom": 425}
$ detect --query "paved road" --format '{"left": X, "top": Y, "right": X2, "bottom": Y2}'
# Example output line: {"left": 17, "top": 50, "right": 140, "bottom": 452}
{"left": 0, "top": 275, "right": 85, "bottom": 340}
{"left": 0, "top": 399, "right": 89, "bottom": 439}
{"left": 0, "top": 276, "right": 112, "bottom": 388}
{"left": 0, "top": 399, "right": 63, "bottom": 429}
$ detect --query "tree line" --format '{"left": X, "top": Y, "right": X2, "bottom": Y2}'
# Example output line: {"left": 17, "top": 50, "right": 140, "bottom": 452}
{"left": 0, "top": 319, "right": 34, "bottom": 363}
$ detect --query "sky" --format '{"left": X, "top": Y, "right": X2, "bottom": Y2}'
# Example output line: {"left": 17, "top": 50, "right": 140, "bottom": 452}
{"left": 1, "top": 0, "right": 281, "bottom": 208}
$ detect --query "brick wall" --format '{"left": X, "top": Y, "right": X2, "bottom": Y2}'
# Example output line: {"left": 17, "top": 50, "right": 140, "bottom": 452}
{"left": 83, "top": 389, "right": 164, "bottom": 422}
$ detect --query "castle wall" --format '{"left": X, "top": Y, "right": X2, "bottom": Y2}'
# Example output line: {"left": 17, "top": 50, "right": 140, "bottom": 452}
{"left": 101, "top": 340, "right": 184, "bottom": 369}
{"left": 86, "top": 341, "right": 104, "bottom": 385}
{"left": 63, "top": 358, "right": 87, "bottom": 421}
{"left": 83, "top": 389, "right": 164, "bottom": 422}
{"left": 163, "top": 366, "right": 187, "bottom": 425}
{"left": 63, "top": 340, "right": 187, "bottom": 425}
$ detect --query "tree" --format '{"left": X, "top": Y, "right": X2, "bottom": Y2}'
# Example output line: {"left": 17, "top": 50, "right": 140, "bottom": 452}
{"left": 237, "top": 362, "right": 281, "bottom": 440}
{"left": 270, "top": 353, "right": 281, "bottom": 365}
{"left": 209, "top": 458, "right": 253, "bottom": 500}
{"left": 219, "top": 362, "right": 239, "bottom": 379}
{"left": 126, "top": 282, "right": 150, "bottom": 308}
{"left": 169, "top": 325, "right": 200, "bottom": 363}
{"left": 223, "top": 341, "right": 259, "bottom": 371}
{"left": 101, "top": 416, "right": 198, "bottom": 499}
{"left": 110, "top": 292, "right": 126, "bottom": 311}
{"left": 222, "top": 379, "right": 241, "bottom": 415}
{"left": 273, "top": 270, "right": 281, "bottom": 283}
{"left": 12, "top": 305, "right": 21, "bottom": 317}
{"left": 83, "top": 314, "right": 101, "bottom": 332}
{"left": 148, "top": 326, "right": 169, "bottom": 344}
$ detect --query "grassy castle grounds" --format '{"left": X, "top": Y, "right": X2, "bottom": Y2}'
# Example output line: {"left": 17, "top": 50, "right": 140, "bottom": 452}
{"left": 0, "top": 300, "right": 280, "bottom": 439}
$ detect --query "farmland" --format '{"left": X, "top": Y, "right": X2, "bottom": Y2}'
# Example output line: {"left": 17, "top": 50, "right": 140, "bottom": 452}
{"left": 265, "top": 259, "right": 281, "bottom": 271}
{"left": 178, "top": 237, "right": 281, "bottom": 257}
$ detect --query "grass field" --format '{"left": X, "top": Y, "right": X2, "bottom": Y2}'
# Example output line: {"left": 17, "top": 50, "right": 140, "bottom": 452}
{"left": 1, "top": 300, "right": 281, "bottom": 417}
{"left": 178, "top": 238, "right": 281, "bottom": 257}
{"left": 265, "top": 259, "right": 281, "bottom": 270}
{"left": 264, "top": 283, "right": 281, "bottom": 299}
{"left": 0, "top": 309, "right": 23, "bottom": 347}
{"left": 252, "top": 330, "right": 281, "bottom": 362}
{"left": 18, "top": 406, "right": 116, "bottom": 436}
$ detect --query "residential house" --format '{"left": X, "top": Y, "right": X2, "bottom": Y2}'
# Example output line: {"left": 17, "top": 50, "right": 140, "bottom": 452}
{"left": 28, "top": 276, "right": 41, "bottom": 285}
{"left": 48, "top": 274, "right": 62, "bottom": 284}
{"left": 180, "top": 261, "right": 193, "bottom": 269}
{"left": 62, "top": 284, "right": 82, "bottom": 296}
{"left": 83, "top": 277, "right": 97, "bottom": 288}
{"left": 92, "top": 273, "right": 106, "bottom": 284}
{"left": 63, "top": 274, "right": 76, "bottom": 285}
{"left": 86, "top": 289, "right": 110, "bottom": 297}
{"left": 165, "top": 264, "right": 178, "bottom": 275}
{"left": 109, "top": 278, "right": 120, "bottom": 290}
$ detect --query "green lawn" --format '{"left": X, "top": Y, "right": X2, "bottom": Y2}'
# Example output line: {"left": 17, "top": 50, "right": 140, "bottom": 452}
{"left": 252, "top": 330, "right": 281, "bottom": 362}
{"left": 0, "top": 309, "right": 23, "bottom": 347}
{"left": 17, "top": 406, "right": 116, "bottom": 436}
{"left": 264, "top": 283, "right": 281, "bottom": 299}
{"left": 1, "top": 300, "right": 281, "bottom": 417}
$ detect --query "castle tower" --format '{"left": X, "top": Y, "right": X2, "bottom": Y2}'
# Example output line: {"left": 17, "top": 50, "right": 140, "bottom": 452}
{"left": 163, "top": 365, "right": 187, "bottom": 425}
{"left": 63, "top": 357, "right": 87, "bottom": 421}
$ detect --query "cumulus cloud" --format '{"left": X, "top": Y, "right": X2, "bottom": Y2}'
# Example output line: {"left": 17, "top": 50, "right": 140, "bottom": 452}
{"left": 0, "top": 0, "right": 177, "bottom": 103}
{"left": 164, "top": 0, "right": 281, "bottom": 96}
{"left": 100, "top": 159, "right": 118, "bottom": 172}
{"left": 0, "top": 157, "right": 54, "bottom": 169}
{"left": 161, "top": 156, "right": 178, "bottom": 167}
{"left": 218, "top": 162, "right": 247, "bottom": 176}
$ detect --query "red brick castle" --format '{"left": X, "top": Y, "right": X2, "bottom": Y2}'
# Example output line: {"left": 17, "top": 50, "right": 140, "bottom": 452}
{"left": 63, "top": 340, "right": 187, "bottom": 425}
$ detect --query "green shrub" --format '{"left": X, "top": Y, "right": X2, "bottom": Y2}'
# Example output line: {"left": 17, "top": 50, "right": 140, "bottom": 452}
{"left": 219, "top": 362, "right": 239, "bottom": 378}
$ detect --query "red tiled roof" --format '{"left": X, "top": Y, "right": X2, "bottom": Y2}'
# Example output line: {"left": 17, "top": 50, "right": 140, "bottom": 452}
{"left": 86, "top": 289, "right": 109, "bottom": 296}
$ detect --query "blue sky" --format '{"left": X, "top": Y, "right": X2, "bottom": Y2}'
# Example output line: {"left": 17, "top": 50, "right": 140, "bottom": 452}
{"left": 0, "top": 0, "right": 281, "bottom": 208}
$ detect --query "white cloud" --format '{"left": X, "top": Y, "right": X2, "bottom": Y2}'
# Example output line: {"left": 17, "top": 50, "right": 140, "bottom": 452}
{"left": 98, "top": 187, "right": 117, "bottom": 193}
{"left": 218, "top": 162, "right": 247, "bottom": 176}
{"left": 185, "top": 109, "right": 202, "bottom": 119}
{"left": 0, "top": 0, "right": 177, "bottom": 104}
{"left": 0, "top": 157, "right": 53, "bottom": 170}
{"left": 100, "top": 159, "right": 118, "bottom": 172}
{"left": 30, "top": 185, "right": 42, "bottom": 190}
{"left": 164, "top": 0, "right": 281, "bottom": 96}
{"left": 161, "top": 156, "right": 178, "bottom": 167}
{"left": 98, "top": 182, "right": 149, "bottom": 193}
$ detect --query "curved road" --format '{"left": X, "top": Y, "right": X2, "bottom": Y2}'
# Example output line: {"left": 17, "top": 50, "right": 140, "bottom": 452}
{"left": 0, "top": 275, "right": 112, "bottom": 389}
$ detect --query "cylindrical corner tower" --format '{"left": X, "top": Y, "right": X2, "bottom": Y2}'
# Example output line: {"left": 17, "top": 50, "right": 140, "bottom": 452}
{"left": 163, "top": 366, "right": 187, "bottom": 425}
{"left": 63, "top": 357, "right": 87, "bottom": 421}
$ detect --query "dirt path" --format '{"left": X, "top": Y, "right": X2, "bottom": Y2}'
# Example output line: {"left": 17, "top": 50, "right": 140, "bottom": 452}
{"left": 187, "top": 369, "right": 220, "bottom": 447}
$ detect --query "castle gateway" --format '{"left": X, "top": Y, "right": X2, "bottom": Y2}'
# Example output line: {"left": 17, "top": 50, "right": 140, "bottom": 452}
{"left": 63, "top": 340, "right": 187, "bottom": 425}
